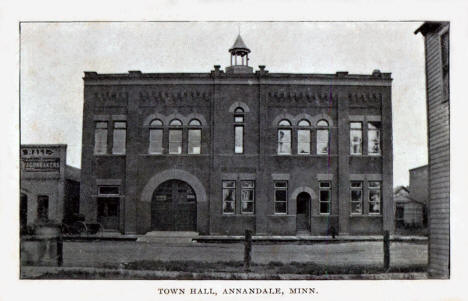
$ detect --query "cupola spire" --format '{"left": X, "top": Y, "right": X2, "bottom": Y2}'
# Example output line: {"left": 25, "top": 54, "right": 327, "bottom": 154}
{"left": 226, "top": 34, "right": 253, "bottom": 74}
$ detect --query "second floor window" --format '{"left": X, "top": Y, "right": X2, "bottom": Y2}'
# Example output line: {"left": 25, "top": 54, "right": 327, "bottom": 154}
{"left": 277, "top": 120, "right": 292, "bottom": 155}
{"left": 188, "top": 119, "right": 202, "bottom": 154}
{"left": 168, "top": 119, "right": 183, "bottom": 154}
{"left": 94, "top": 121, "right": 108, "bottom": 155}
{"left": 368, "top": 122, "right": 381, "bottom": 155}
{"left": 149, "top": 119, "right": 163, "bottom": 154}
{"left": 350, "top": 122, "right": 362, "bottom": 155}
{"left": 297, "top": 120, "right": 311, "bottom": 155}
{"left": 317, "top": 120, "right": 329, "bottom": 155}
{"left": 112, "top": 121, "right": 127, "bottom": 155}
{"left": 234, "top": 107, "right": 244, "bottom": 153}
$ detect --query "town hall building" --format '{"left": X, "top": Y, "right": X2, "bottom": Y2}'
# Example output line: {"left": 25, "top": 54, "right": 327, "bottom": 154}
{"left": 79, "top": 34, "right": 394, "bottom": 236}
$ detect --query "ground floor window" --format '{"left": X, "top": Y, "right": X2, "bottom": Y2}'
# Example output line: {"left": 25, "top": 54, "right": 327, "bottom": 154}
{"left": 368, "top": 181, "right": 381, "bottom": 214}
{"left": 37, "top": 195, "right": 49, "bottom": 222}
{"left": 241, "top": 181, "right": 255, "bottom": 214}
{"left": 222, "top": 181, "right": 236, "bottom": 214}
{"left": 319, "top": 182, "right": 331, "bottom": 214}
{"left": 274, "top": 181, "right": 288, "bottom": 214}
{"left": 350, "top": 181, "right": 363, "bottom": 214}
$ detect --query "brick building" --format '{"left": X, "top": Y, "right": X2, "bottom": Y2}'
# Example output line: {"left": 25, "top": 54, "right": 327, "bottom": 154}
{"left": 80, "top": 34, "right": 394, "bottom": 236}
{"left": 20, "top": 144, "right": 80, "bottom": 231}
{"left": 415, "top": 22, "right": 450, "bottom": 278}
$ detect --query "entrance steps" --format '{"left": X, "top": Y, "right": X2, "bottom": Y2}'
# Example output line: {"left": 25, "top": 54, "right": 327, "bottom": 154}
{"left": 137, "top": 231, "right": 199, "bottom": 243}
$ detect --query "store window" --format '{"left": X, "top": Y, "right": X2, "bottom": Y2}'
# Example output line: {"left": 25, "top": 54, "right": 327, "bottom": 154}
{"left": 350, "top": 181, "right": 363, "bottom": 214}
{"left": 319, "top": 182, "right": 331, "bottom": 214}
{"left": 241, "top": 181, "right": 255, "bottom": 214}
{"left": 350, "top": 122, "right": 363, "bottom": 155}
{"left": 274, "top": 181, "right": 288, "bottom": 214}
{"left": 222, "top": 181, "right": 236, "bottom": 214}
{"left": 368, "top": 181, "right": 381, "bottom": 214}
{"left": 94, "top": 121, "right": 108, "bottom": 154}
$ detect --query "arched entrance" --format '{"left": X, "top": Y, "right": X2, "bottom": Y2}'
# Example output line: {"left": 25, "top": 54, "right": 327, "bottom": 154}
{"left": 151, "top": 180, "right": 197, "bottom": 231}
{"left": 296, "top": 192, "right": 311, "bottom": 232}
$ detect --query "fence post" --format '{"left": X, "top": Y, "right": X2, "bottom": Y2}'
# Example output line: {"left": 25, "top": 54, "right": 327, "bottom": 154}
{"left": 244, "top": 229, "right": 252, "bottom": 272}
{"left": 383, "top": 230, "right": 390, "bottom": 271}
{"left": 57, "top": 236, "right": 63, "bottom": 266}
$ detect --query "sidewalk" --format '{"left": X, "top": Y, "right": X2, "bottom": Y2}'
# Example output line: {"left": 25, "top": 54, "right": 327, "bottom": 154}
{"left": 21, "top": 266, "right": 428, "bottom": 280}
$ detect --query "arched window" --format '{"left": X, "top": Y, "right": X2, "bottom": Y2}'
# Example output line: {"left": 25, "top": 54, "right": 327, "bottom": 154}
{"left": 169, "top": 119, "right": 183, "bottom": 154}
{"left": 278, "top": 119, "right": 292, "bottom": 126}
{"left": 188, "top": 119, "right": 201, "bottom": 126}
{"left": 277, "top": 119, "right": 292, "bottom": 155}
{"left": 188, "top": 119, "right": 202, "bottom": 154}
{"left": 150, "top": 119, "right": 163, "bottom": 126}
{"left": 169, "top": 119, "right": 182, "bottom": 126}
{"left": 297, "top": 120, "right": 311, "bottom": 154}
{"left": 149, "top": 119, "right": 163, "bottom": 154}
{"left": 316, "top": 119, "right": 329, "bottom": 155}
{"left": 234, "top": 108, "right": 244, "bottom": 153}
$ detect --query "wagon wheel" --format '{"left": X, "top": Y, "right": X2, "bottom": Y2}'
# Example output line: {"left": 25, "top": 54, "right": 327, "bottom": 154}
{"left": 71, "top": 221, "right": 87, "bottom": 235}
{"left": 95, "top": 223, "right": 104, "bottom": 237}
{"left": 61, "top": 223, "right": 71, "bottom": 235}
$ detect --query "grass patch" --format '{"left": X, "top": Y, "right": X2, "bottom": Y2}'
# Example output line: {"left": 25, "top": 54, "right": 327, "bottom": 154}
{"left": 25, "top": 260, "right": 427, "bottom": 279}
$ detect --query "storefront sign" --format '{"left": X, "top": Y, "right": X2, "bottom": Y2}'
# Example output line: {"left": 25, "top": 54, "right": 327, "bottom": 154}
{"left": 22, "top": 158, "right": 60, "bottom": 172}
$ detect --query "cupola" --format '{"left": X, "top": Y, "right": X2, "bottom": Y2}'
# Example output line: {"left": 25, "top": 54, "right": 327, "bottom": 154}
{"left": 226, "top": 34, "right": 253, "bottom": 74}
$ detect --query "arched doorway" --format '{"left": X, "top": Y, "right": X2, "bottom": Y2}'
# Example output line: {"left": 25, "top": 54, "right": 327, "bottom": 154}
{"left": 296, "top": 192, "right": 311, "bottom": 232}
{"left": 151, "top": 180, "right": 197, "bottom": 231}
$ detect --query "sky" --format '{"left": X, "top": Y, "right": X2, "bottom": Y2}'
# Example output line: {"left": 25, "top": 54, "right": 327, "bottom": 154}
{"left": 20, "top": 21, "right": 427, "bottom": 187}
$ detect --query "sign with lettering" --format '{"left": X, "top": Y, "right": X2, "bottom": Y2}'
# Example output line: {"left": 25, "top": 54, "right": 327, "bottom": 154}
{"left": 22, "top": 158, "right": 60, "bottom": 172}
{"left": 21, "top": 146, "right": 57, "bottom": 158}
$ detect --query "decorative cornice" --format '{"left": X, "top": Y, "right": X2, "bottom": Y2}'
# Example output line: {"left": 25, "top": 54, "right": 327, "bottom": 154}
{"left": 348, "top": 93, "right": 382, "bottom": 107}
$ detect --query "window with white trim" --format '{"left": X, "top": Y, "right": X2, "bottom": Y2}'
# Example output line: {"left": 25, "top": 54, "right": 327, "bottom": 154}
{"left": 368, "top": 122, "right": 381, "bottom": 155}
{"left": 188, "top": 119, "right": 202, "bottom": 154}
{"left": 317, "top": 119, "right": 329, "bottom": 155}
{"left": 234, "top": 107, "right": 244, "bottom": 153}
{"left": 319, "top": 181, "right": 331, "bottom": 214}
{"left": 350, "top": 122, "right": 363, "bottom": 155}
{"left": 277, "top": 120, "right": 292, "bottom": 155}
{"left": 297, "top": 119, "right": 310, "bottom": 155}
{"left": 274, "top": 181, "right": 288, "bottom": 214}
{"left": 149, "top": 119, "right": 163, "bottom": 154}
{"left": 368, "top": 181, "right": 381, "bottom": 214}
{"left": 350, "top": 181, "right": 363, "bottom": 214}
{"left": 222, "top": 181, "right": 236, "bottom": 214}
{"left": 241, "top": 181, "right": 255, "bottom": 214}
{"left": 169, "top": 119, "right": 183, "bottom": 154}
{"left": 94, "top": 121, "right": 108, "bottom": 155}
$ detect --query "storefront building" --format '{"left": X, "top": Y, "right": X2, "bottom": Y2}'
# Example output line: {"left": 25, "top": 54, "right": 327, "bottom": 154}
{"left": 20, "top": 144, "right": 80, "bottom": 230}
{"left": 80, "top": 35, "right": 394, "bottom": 236}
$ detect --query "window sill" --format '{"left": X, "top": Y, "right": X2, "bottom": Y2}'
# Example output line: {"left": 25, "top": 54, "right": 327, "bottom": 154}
{"left": 349, "top": 214, "right": 382, "bottom": 218}
{"left": 94, "top": 154, "right": 126, "bottom": 157}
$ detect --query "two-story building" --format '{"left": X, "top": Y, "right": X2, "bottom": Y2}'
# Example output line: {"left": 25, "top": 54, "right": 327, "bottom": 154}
{"left": 79, "top": 34, "right": 394, "bottom": 236}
